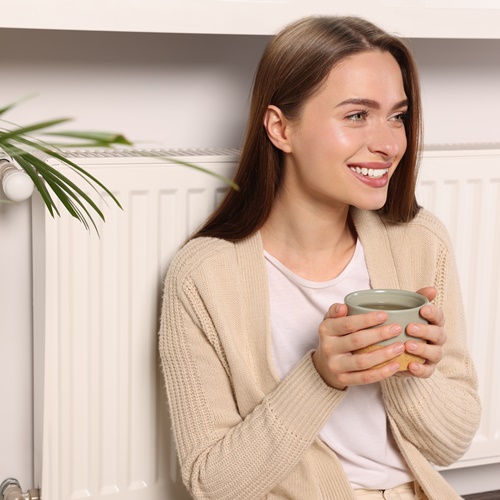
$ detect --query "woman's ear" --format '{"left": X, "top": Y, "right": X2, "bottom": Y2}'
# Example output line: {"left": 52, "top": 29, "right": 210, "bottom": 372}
{"left": 263, "top": 105, "right": 292, "bottom": 153}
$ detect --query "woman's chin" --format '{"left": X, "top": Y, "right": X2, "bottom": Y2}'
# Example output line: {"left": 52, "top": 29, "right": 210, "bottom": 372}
{"left": 352, "top": 197, "right": 388, "bottom": 212}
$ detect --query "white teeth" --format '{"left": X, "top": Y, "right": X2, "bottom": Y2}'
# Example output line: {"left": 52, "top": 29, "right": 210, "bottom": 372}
{"left": 350, "top": 167, "right": 388, "bottom": 178}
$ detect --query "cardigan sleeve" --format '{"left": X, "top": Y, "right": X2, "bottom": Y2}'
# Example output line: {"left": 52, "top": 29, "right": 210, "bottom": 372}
{"left": 159, "top": 242, "right": 346, "bottom": 500}
{"left": 380, "top": 220, "right": 481, "bottom": 467}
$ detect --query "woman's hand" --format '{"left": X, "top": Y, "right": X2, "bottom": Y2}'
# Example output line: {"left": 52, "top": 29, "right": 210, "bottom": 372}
{"left": 401, "top": 286, "right": 446, "bottom": 379}
{"left": 312, "top": 303, "right": 406, "bottom": 390}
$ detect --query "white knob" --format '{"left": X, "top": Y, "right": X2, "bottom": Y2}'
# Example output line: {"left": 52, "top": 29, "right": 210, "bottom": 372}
{"left": 1, "top": 164, "right": 35, "bottom": 202}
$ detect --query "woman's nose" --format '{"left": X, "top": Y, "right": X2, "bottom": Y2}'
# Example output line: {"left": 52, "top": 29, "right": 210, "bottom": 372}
{"left": 368, "top": 123, "right": 404, "bottom": 158}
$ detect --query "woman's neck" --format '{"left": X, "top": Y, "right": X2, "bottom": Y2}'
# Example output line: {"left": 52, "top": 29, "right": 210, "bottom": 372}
{"left": 260, "top": 195, "right": 357, "bottom": 281}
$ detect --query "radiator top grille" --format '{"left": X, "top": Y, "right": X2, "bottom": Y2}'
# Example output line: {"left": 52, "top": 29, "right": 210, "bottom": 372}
{"left": 60, "top": 147, "right": 241, "bottom": 159}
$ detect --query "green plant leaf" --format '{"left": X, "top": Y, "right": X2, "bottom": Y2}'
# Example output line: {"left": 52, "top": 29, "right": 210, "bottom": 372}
{"left": 39, "top": 171, "right": 96, "bottom": 233}
{"left": 41, "top": 172, "right": 91, "bottom": 231}
{"left": 42, "top": 130, "right": 133, "bottom": 146}
{"left": 8, "top": 134, "right": 122, "bottom": 210}
{"left": 163, "top": 156, "right": 240, "bottom": 191}
{"left": 19, "top": 150, "right": 105, "bottom": 231}
{"left": 12, "top": 153, "right": 59, "bottom": 218}
{"left": 0, "top": 97, "right": 240, "bottom": 234}
{"left": 4, "top": 139, "right": 104, "bottom": 230}
{"left": 0, "top": 94, "right": 38, "bottom": 117}
{"left": 35, "top": 142, "right": 127, "bottom": 149}
{"left": 0, "top": 118, "right": 71, "bottom": 142}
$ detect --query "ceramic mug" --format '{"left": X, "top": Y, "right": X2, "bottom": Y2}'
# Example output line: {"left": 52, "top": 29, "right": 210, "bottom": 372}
{"left": 344, "top": 289, "right": 429, "bottom": 371}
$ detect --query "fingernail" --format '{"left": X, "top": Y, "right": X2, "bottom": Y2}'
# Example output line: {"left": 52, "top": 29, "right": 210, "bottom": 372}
{"left": 393, "top": 343, "right": 405, "bottom": 354}
{"left": 408, "top": 324, "right": 420, "bottom": 335}
{"left": 388, "top": 362, "right": 400, "bottom": 372}
{"left": 407, "top": 341, "right": 418, "bottom": 352}
{"left": 390, "top": 324, "right": 402, "bottom": 335}
{"left": 421, "top": 306, "right": 431, "bottom": 316}
{"left": 376, "top": 312, "right": 386, "bottom": 322}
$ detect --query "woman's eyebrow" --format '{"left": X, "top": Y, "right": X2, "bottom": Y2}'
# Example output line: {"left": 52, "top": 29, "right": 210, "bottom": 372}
{"left": 335, "top": 98, "right": 409, "bottom": 110}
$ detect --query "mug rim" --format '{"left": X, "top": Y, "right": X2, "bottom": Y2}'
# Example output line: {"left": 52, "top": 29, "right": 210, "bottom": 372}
{"left": 344, "top": 288, "right": 428, "bottom": 312}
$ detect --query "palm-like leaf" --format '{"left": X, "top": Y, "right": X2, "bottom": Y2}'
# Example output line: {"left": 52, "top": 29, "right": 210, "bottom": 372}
{"left": 0, "top": 97, "right": 239, "bottom": 232}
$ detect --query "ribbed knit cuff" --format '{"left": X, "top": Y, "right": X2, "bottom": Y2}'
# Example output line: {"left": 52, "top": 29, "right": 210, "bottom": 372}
{"left": 381, "top": 370, "right": 480, "bottom": 465}
{"left": 265, "top": 351, "right": 346, "bottom": 443}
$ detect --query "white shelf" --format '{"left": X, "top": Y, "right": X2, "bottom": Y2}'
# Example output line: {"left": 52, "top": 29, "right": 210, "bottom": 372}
{"left": 1, "top": 0, "right": 500, "bottom": 38}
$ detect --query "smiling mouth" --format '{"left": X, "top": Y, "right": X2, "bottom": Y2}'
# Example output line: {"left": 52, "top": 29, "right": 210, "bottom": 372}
{"left": 349, "top": 166, "right": 389, "bottom": 178}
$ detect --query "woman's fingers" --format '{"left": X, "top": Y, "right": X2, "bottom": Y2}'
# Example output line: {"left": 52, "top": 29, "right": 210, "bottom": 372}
{"left": 313, "top": 345, "right": 403, "bottom": 389}
{"left": 319, "top": 310, "right": 403, "bottom": 354}
{"left": 405, "top": 336, "right": 442, "bottom": 363}
{"left": 419, "top": 303, "right": 445, "bottom": 328}
{"left": 324, "top": 302, "right": 348, "bottom": 320}
{"left": 335, "top": 358, "right": 402, "bottom": 387}
{"left": 341, "top": 342, "right": 405, "bottom": 372}
{"left": 336, "top": 322, "right": 402, "bottom": 353}
{"left": 415, "top": 286, "right": 437, "bottom": 303}
{"left": 315, "top": 291, "right": 448, "bottom": 387}
{"left": 322, "top": 307, "right": 387, "bottom": 336}
{"left": 403, "top": 297, "right": 447, "bottom": 378}
{"left": 314, "top": 308, "right": 408, "bottom": 389}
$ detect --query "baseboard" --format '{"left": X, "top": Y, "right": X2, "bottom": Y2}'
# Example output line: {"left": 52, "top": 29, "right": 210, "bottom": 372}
{"left": 463, "top": 491, "right": 500, "bottom": 500}
{"left": 440, "top": 463, "right": 500, "bottom": 496}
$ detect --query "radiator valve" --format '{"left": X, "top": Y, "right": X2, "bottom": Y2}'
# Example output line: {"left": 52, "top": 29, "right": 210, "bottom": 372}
{"left": 0, "top": 478, "right": 40, "bottom": 500}
{"left": 0, "top": 152, "right": 35, "bottom": 202}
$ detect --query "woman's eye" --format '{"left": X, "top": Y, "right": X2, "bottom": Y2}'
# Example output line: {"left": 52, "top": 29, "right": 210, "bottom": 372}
{"left": 347, "top": 111, "right": 368, "bottom": 122}
{"left": 392, "top": 111, "right": 408, "bottom": 122}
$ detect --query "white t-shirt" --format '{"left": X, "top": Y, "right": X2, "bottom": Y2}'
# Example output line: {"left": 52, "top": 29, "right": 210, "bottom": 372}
{"left": 265, "top": 241, "right": 413, "bottom": 490}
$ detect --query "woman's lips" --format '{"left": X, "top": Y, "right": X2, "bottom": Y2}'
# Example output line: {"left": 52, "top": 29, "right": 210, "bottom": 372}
{"left": 348, "top": 162, "right": 392, "bottom": 186}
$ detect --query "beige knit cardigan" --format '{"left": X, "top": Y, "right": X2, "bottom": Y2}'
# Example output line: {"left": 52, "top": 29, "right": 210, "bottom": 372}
{"left": 159, "top": 208, "right": 481, "bottom": 500}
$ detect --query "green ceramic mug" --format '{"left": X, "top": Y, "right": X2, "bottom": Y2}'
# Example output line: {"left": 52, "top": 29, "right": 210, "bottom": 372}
{"left": 344, "top": 289, "right": 429, "bottom": 371}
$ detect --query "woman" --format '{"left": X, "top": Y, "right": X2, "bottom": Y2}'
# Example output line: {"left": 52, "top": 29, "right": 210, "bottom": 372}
{"left": 159, "top": 16, "right": 480, "bottom": 500}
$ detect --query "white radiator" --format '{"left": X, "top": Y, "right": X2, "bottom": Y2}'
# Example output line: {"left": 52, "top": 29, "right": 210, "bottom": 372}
{"left": 417, "top": 146, "right": 500, "bottom": 469}
{"left": 32, "top": 148, "right": 238, "bottom": 500}
{"left": 32, "top": 146, "right": 500, "bottom": 499}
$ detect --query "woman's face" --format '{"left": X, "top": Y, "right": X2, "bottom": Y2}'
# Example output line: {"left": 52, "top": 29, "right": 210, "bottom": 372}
{"left": 277, "top": 50, "right": 408, "bottom": 213}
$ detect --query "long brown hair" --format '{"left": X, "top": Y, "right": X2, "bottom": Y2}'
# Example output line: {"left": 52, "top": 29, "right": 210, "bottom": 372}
{"left": 193, "top": 16, "right": 422, "bottom": 241}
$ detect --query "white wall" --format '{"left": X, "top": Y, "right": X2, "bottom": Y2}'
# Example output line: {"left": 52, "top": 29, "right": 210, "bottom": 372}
{"left": 2, "top": 32, "right": 499, "bottom": 148}
{"left": 411, "top": 37, "right": 500, "bottom": 147}
{"left": 0, "top": 27, "right": 499, "bottom": 494}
